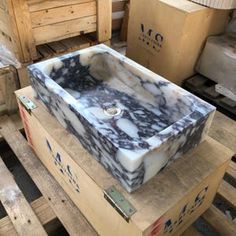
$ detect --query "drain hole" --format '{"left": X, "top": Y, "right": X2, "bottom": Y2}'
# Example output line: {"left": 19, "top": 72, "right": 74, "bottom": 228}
{"left": 103, "top": 107, "right": 122, "bottom": 117}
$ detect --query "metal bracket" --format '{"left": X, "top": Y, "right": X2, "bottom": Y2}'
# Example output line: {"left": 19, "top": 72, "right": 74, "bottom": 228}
{"left": 104, "top": 186, "right": 136, "bottom": 222}
{"left": 18, "top": 95, "right": 37, "bottom": 114}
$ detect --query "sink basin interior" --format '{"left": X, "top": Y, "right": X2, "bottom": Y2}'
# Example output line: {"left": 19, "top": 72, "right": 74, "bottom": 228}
{"left": 38, "top": 50, "right": 196, "bottom": 145}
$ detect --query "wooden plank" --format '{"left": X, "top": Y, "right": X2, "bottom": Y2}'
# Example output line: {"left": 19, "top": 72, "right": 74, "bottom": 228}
{"left": 0, "top": 90, "right": 4, "bottom": 105}
{"left": 217, "top": 180, "right": 236, "bottom": 208}
{"left": 112, "top": 1, "right": 127, "bottom": 12}
{"left": 209, "top": 111, "right": 236, "bottom": 153}
{"left": 0, "top": 0, "right": 7, "bottom": 10}
{"left": 0, "top": 113, "right": 22, "bottom": 141}
{"left": 33, "top": 15, "right": 96, "bottom": 45}
{"left": 31, "top": 1, "right": 96, "bottom": 27}
{"left": 10, "top": 0, "right": 37, "bottom": 62}
{"left": 27, "top": 0, "right": 95, "bottom": 12}
{"left": 97, "top": 0, "right": 112, "bottom": 42}
{"left": 0, "top": 116, "right": 97, "bottom": 236}
{"left": 227, "top": 161, "right": 236, "bottom": 180}
{"left": 60, "top": 36, "right": 90, "bottom": 51}
{"left": 0, "top": 196, "right": 56, "bottom": 235}
{"left": 37, "top": 45, "right": 55, "bottom": 58}
{"left": 17, "top": 64, "right": 31, "bottom": 88}
{"left": 112, "top": 18, "right": 123, "bottom": 30}
{"left": 181, "top": 226, "right": 203, "bottom": 236}
{"left": 0, "top": 157, "right": 47, "bottom": 236}
{"left": 47, "top": 41, "right": 67, "bottom": 54}
{"left": 202, "top": 205, "right": 236, "bottom": 236}
{"left": 120, "top": 2, "right": 129, "bottom": 41}
{"left": 0, "top": 8, "right": 13, "bottom": 38}
{"left": 0, "top": 66, "right": 20, "bottom": 114}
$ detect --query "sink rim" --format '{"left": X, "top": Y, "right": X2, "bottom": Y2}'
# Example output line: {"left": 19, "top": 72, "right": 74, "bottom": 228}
{"left": 28, "top": 44, "right": 216, "bottom": 159}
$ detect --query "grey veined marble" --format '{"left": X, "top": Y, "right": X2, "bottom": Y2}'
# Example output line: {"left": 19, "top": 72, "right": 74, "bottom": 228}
{"left": 29, "top": 44, "right": 215, "bottom": 192}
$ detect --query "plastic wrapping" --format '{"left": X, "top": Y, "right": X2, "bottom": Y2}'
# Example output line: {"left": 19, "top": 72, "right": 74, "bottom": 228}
{"left": 0, "top": 44, "right": 21, "bottom": 69}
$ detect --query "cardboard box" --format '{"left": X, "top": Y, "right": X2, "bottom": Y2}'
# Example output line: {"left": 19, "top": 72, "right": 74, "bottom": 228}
{"left": 127, "top": 0, "right": 229, "bottom": 85}
{"left": 16, "top": 86, "right": 233, "bottom": 236}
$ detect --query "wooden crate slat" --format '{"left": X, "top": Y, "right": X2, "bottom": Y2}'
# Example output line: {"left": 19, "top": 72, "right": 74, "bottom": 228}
{"left": 0, "top": 8, "right": 13, "bottom": 38}
{"left": 33, "top": 15, "right": 97, "bottom": 45}
{"left": 0, "top": 196, "right": 56, "bottom": 235}
{"left": 11, "top": 0, "right": 37, "bottom": 62}
{"left": 37, "top": 44, "right": 55, "bottom": 58}
{"left": 227, "top": 161, "right": 236, "bottom": 180}
{"left": 97, "top": 0, "right": 112, "bottom": 42}
{"left": 217, "top": 180, "right": 236, "bottom": 209}
{"left": 0, "top": 157, "right": 47, "bottom": 236}
{"left": 0, "top": 0, "right": 7, "bottom": 10}
{"left": 202, "top": 205, "right": 236, "bottom": 236}
{"left": 27, "top": 0, "right": 95, "bottom": 12}
{"left": 0, "top": 116, "right": 97, "bottom": 236}
{"left": 60, "top": 36, "right": 90, "bottom": 51}
{"left": 47, "top": 41, "right": 67, "bottom": 54}
{"left": 112, "top": 0, "right": 127, "bottom": 12}
{"left": 31, "top": 1, "right": 96, "bottom": 28}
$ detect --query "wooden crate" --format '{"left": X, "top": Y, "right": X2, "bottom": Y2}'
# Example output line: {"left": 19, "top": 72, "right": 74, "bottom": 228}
{"left": 112, "top": 0, "right": 128, "bottom": 31}
{"left": 126, "top": 0, "right": 230, "bottom": 85}
{"left": 0, "top": 0, "right": 112, "bottom": 63}
{"left": 15, "top": 86, "right": 233, "bottom": 236}
{"left": 0, "top": 66, "right": 20, "bottom": 115}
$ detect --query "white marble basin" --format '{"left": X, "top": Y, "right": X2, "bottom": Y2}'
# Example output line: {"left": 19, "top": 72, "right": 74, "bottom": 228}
{"left": 29, "top": 44, "right": 215, "bottom": 192}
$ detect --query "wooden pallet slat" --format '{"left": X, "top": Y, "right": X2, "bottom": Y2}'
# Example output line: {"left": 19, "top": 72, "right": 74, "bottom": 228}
{"left": 218, "top": 180, "right": 236, "bottom": 209}
{"left": 182, "top": 226, "right": 203, "bottom": 236}
{"left": 0, "top": 157, "right": 47, "bottom": 236}
{"left": 0, "top": 116, "right": 97, "bottom": 236}
{"left": 202, "top": 205, "right": 236, "bottom": 236}
{"left": 0, "top": 196, "right": 56, "bottom": 235}
{"left": 227, "top": 161, "right": 236, "bottom": 179}
{"left": 47, "top": 41, "right": 67, "bottom": 54}
{"left": 60, "top": 36, "right": 90, "bottom": 52}
{"left": 37, "top": 44, "right": 55, "bottom": 58}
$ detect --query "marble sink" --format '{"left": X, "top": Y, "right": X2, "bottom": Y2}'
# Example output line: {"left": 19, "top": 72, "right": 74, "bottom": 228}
{"left": 28, "top": 44, "right": 215, "bottom": 192}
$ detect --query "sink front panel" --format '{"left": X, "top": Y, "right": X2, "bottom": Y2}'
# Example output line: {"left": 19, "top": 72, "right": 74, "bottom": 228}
{"left": 29, "top": 44, "right": 215, "bottom": 192}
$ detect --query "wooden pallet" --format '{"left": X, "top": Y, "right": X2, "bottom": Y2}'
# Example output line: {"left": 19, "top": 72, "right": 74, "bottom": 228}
{"left": 0, "top": 116, "right": 97, "bottom": 236}
{"left": 184, "top": 75, "right": 236, "bottom": 120}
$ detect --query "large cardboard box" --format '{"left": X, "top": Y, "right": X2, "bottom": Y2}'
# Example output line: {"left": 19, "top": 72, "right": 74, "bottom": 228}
{"left": 127, "top": 0, "right": 229, "bottom": 85}
{"left": 16, "top": 86, "right": 233, "bottom": 236}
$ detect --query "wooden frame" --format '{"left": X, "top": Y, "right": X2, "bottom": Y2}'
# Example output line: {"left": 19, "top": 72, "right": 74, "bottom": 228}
{"left": 0, "top": 0, "right": 112, "bottom": 63}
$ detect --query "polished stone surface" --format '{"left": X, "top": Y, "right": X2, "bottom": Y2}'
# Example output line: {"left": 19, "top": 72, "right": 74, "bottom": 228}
{"left": 29, "top": 44, "right": 215, "bottom": 192}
